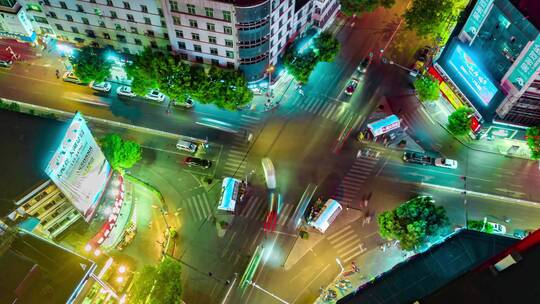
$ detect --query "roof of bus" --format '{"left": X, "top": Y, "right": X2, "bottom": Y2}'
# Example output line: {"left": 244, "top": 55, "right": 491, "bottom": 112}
{"left": 313, "top": 199, "right": 342, "bottom": 232}
{"left": 218, "top": 177, "right": 241, "bottom": 211}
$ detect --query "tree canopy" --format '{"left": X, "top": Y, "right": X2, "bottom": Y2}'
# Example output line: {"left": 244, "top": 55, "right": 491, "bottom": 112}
{"left": 126, "top": 48, "right": 253, "bottom": 110}
{"left": 129, "top": 257, "right": 182, "bottom": 304}
{"left": 99, "top": 134, "right": 142, "bottom": 171}
{"left": 526, "top": 126, "right": 540, "bottom": 160}
{"left": 414, "top": 75, "right": 440, "bottom": 102}
{"left": 69, "top": 46, "right": 112, "bottom": 83}
{"left": 340, "top": 0, "right": 395, "bottom": 16}
{"left": 313, "top": 31, "right": 340, "bottom": 62}
{"left": 377, "top": 196, "right": 448, "bottom": 251}
{"left": 403, "top": 0, "right": 467, "bottom": 43}
{"left": 284, "top": 50, "right": 318, "bottom": 83}
{"left": 447, "top": 107, "right": 473, "bottom": 136}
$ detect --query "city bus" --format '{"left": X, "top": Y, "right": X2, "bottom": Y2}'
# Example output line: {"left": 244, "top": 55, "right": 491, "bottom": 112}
{"left": 217, "top": 177, "right": 245, "bottom": 212}
{"left": 308, "top": 199, "right": 343, "bottom": 233}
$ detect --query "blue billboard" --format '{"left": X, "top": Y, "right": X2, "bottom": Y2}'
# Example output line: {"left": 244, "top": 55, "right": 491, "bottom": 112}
{"left": 448, "top": 44, "right": 498, "bottom": 105}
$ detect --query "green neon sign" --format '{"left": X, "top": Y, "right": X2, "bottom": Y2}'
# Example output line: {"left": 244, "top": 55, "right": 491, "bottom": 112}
{"left": 508, "top": 35, "right": 540, "bottom": 91}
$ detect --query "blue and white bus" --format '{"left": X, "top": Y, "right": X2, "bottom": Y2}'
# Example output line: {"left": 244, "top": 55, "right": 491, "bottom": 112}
{"left": 309, "top": 199, "right": 343, "bottom": 233}
{"left": 217, "top": 177, "right": 245, "bottom": 212}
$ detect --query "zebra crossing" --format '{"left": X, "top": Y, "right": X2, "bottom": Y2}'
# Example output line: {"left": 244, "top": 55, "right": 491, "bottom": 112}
{"left": 221, "top": 114, "right": 261, "bottom": 178}
{"left": 185, "top": 193, "right": 213, "bottom": 222}
{"left": 326, "top": 225, "right": 368, "bottom": 263}
{"left": 289, "top": 96, "right": 351, "bottom": 124}
{"left": 333, "top": 154, "right": 381, "bottom": 206}
{"left": 237, "top": 195, "right": 297, "bottom": 227}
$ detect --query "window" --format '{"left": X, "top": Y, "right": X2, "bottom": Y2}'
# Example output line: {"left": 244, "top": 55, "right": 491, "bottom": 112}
{"left": 211, "top": 59, "right": 219, "bottom": 65}
{"left": 59, "top": 1, "right": 67, "bottom": 9}
{"left": 144, "top": 17, "right": 151, "bottom": 25}
{"left": 106, "top": 0, "right": 113, "bottom": 6}
{"left": 104, "top": 33, "right": 111, "bottom": 39}
{"left": 82, "top": 17, "right": 89, "bottom": 25}
{"left": 127, "top": 14, "right": 134, "bottom": 22}
{"left": 175, "top": 30, "right": 183, "bottom": 38}
{"left": 55, "top": 24, "right": 63, "bottom": 31}
{"left": 192, "top": 33, "right": 199, "bottom": 41}
{"left": 226, "top": 51, "right": 234, "bottom": 58}
{"left": 179, "top": 53, "right": 188, "bottom": 60}
{"left": 178, "top": 41, "right": 186, "bottom": 49}
{"left": 110, "top": 11, "right": 117, "bottom": 19}
{"left": 71, "top": 26, "right": 79, "bottom": 33}
{"left": 158, "top": 8, "right": 163, "bottom": 17}
{"left": 208, "top": 36, "right": 216, "bottom": 44}
{"left": 224, "top": 26, "right": 232, "bottom": 35}
{"left": 205, "top": 7, "right": 213, "bottom": 18}
{"left": 227, "top": 62, "right": 235, "bottom": 68}
{"left": 135, "top": 38, "right": 142, "bottom": 45}
{"left": 223, "top": 11, "right": 231, "bottom": 22}
{"left": 210, "top": 48, "right": 218, "bottom": 55}
{"left": 187, "top": 4, "right": 195, "bottom": 14}
{"left": 225, "top": 39, "right": 233, "bottom": 47}
{"left": 86, "top": 30, "right": 96, "bottom": 38}
{"left": 123, "top": 1, "right": 130, "bottom": 9}
{"left": 130, "top": 27, "right": 138, "bottom": 34}
{"left": 49, "top": 11, "right": 57, "bottom": 18}
{"left": 76, "top": 4, "right": 84, "bottom": 12}
{"left": 207, "top": 23, "right": 215, "bottom": 31}
{"left": 141, "top": 5, "right": 148, "bottom": 13}
{"left": 43, "top": 0, "right": 50, "bottom": 5}
{"left": 66, "top": 14, "right": 73, "bottom": 22}
{"left": 164, "top": 33, "right": 169, "bottom": 39}
{"left": 150, "top": 41, "right": 158, "bottom": 48}
{"left": 33, "top": 16, "right": 48, "bottom": 23}
{"left": 115, "top": 23, "right": 122, "bottom": 30}
{"left": 123, "top": 48, "right": 130, "bottom": 54}
{"left": 147, "top": 30, "right": 155, "bottom": 37}
{"left": 117, "top": 34, "right": 127, "bottom": 42}
{"left": 173, "top": 16, "right": 181, "bottom": 25}
{"left": 189, "top": 19, "right": 197, "bottom": 28}
{"left": 196, "top": 56, "right": 203, "bottom": 63}
{"left": 99, "top": 20, "right": 106, "bottom": 27}
{"left": 161, "top": 20, "right": 166, "bottom": 27}
{"left": 194, "top": 44, "right": 202, "bottom": 52}
{"left": 169, "top": 1, "right": 179, "bottom": 12}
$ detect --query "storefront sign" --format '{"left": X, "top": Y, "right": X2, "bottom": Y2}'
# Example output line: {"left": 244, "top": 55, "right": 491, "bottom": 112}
{"left": 460, "top": 0, "right": 494, "bottom": 44}
{"left": 367, "top": 115, "right": 400, "bottom": 137}
{"left": 507, "top": 35, "right": 540, "bottom": 91}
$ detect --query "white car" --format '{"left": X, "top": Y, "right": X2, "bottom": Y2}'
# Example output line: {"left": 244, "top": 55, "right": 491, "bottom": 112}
{"left": 117, "top": 85, "right": 136, "bottom": 97}
{"left": 434, "top": 158, "right": 458, "bottom": 169}
{"left": 62, "top": 71, "right": 82, "bottom": 84}
{"left": 0, "top": 59, "right": 13, "bottom": 68}
{"left": 488, "top": 222, "right": 506, "bottom": 234}
{"left": 145, "top": 89, "right": 166, "bottom": 102}
{"left": 89, "top": 81, "right": 112, "bottom": 92}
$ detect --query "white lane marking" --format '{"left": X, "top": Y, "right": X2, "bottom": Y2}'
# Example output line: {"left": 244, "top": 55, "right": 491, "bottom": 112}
{"left": 327, "top": 225, "right": 352, "bottom": 240}
{"left": 342, "top": 243, "right": 367, "bottom": 262}
{"left": 328, "top": 229, "right": 355, "bottom": 245}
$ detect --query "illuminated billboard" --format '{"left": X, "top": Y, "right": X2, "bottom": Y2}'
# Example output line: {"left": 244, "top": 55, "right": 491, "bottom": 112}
{"left": 46, "top": 112, "right": 111, "bottom": 222}
{"left": 448, "top": 45, "right": 498, "bottom": 105}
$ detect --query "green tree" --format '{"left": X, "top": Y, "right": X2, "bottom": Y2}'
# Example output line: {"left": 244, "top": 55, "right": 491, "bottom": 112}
{"left": 414, "top": 75, "right": 440, "bottom": 102}
{"left": 130, "top": 265, "right": 158, "bottom": 304}
{"left": 69, "top": 46, "right": 112, "bottom": 83}
{"left": 447, "top": 107, "right": 473, "bottom": 136}
{"left": 195, "top": 66, "right": 253, "bottom": 110}
{"left": 99, "top": 134, "right": 142, "bottom": 170}
{"left": 404, "top": 0, "right": 467, "bottom": 43}
{"left": 377, "top": 196, "right": 448, "bottom": 251}
{"left": 313, "top": 31, "right": 340, "bottom": 62}
{"left": 526, "top": 126, "right": 540, "bottom": 159}
{"left": 340, "top": 0, "right": 395, "bottom": 16}
{"left": 126, "top": 48, "right": 159, "bottom": 96}
{"left": 284, "top": 49, "right": 318, "bottom": 83}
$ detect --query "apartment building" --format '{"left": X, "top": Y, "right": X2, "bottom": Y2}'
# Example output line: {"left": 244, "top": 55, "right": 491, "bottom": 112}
{"left": 9, "top": 0, "right": 339, "bottom": 81}
{"left": 0, "top": 0, "right": 36, "bottom": 42}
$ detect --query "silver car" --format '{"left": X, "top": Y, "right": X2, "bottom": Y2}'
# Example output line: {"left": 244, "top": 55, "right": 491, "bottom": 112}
{"left": 145, "top": 89, "right": 166, "bottom": 102}
{"left": 117, "top": 85, "right": 136, "bottom": 97}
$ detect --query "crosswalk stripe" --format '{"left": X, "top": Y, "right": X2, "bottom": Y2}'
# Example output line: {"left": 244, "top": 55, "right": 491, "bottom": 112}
{"left": 241, "top": 197, "right": 257, "bottom": 217}
{"left": 327, "top": 104, "right": 341, "bottom": 118}
{"left": 278, "top": 204, "right": 293, "bottom": 226}
{"left": 228, "top": 150, "right": 246, "bottom": 156}
{"left": 256, "top": 204, "right": 267, "bottom": 220}
{"left": 311, "top": 101, "right": 325, "bottom": 114}
{"left": 328, "top": 229, "right": 355, "bottom": 244}
{"left": 352, "top": 162, "right": 376, "bottom": 169}
{"left": 306, "top": 99, "right": 321, "bottom": 112}
{"left": 192, "top": 198, "right": 203, "bottom": 220}
{"left": 327, "top": 225, "right": 352, "bottom": 240}
{"left": 342, "top": 244, "right": 367, "bottom": 262}
{"left": 319, "top": 103, "right": 332, "bottom": 118}
{"left": 244, "top": 197, "right": 260, "bottom": 217}
{"left": 344, "top": 173, "right": 367, "bottom": 180}
{"left": 198, "top": 194, "right": 212, "bottom": 216}
{"left": 336, "top": 239, "right": 361, "bottom": 254}
{"left": 341, "top": 179, "right": 362, "bottom": 186}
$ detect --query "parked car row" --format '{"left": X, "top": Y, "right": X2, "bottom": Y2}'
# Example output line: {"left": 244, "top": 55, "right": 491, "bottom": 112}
{"left": 402, "top": 151, "right": 458, "bottom": 169}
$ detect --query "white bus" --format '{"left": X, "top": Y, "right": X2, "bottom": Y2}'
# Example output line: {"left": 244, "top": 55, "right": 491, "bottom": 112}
{"left": 261, "top": 158, "right": 276, "bottom": 190}
{"left": 309, "top": 199, "right": 343, "bottom": 233}
{"left": 217, "top": 177, "right": 245, "bottom": 212}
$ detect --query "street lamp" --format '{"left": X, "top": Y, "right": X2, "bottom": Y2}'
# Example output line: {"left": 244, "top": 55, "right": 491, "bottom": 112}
{"left": 266, "top": 65, "right": 275, "bottom": 99}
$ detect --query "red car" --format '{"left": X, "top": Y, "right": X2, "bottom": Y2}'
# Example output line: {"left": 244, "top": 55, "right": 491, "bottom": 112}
{"left": 344, "top": 78, "right": 359, "bottom": 96}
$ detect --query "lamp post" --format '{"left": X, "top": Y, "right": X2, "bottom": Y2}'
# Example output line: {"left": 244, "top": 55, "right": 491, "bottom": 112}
{"left": 266, "top": 65, "right": 275, "bottom": 99}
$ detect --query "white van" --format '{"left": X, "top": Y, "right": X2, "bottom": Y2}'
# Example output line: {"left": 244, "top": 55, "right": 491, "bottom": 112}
{"left": 261, "top": 157, "right": 276, "bottom": 190}
{"left": 176, "top": 139, "right": 198, "bottom": 153}
{"left": 309, "top": 199, "right": 343, "bottom": 233}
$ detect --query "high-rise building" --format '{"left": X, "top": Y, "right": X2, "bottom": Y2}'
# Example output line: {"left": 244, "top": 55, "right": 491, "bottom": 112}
{"left": 10, "top": 0, "right": 339, "bottom": 82}
{"left": 433, "top": 0, "right": 540, "bottom": 127}
{"left": 0, "top": 0, "right": 36, "bottom": 42}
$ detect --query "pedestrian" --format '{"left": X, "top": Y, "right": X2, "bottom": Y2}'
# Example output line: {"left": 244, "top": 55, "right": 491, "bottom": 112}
{"left": 55, "top": 69, "right": 60, "bottom": 78}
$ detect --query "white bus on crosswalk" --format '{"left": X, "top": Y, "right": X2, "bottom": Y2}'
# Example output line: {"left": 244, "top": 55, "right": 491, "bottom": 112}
{"left": 309, "top": 199, "right": 343, "bottom": 233}
{"left": 217, "top": 177, "right": 245, "bottom": 212}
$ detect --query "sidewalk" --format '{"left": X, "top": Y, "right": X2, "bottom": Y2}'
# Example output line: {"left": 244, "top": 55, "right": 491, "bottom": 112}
{"left": 422, "top": 95, "right": 531, "bottom": 159}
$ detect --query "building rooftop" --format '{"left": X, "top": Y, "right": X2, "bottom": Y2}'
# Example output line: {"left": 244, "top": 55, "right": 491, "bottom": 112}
{"left": 337, "top": 229, "right": 519, "bottom": 304}
{"left": 0, "top": 229, "right": 95, "bottom": 304}
{"left": 0, "top": 109, "right": 68, "bottom": 218}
